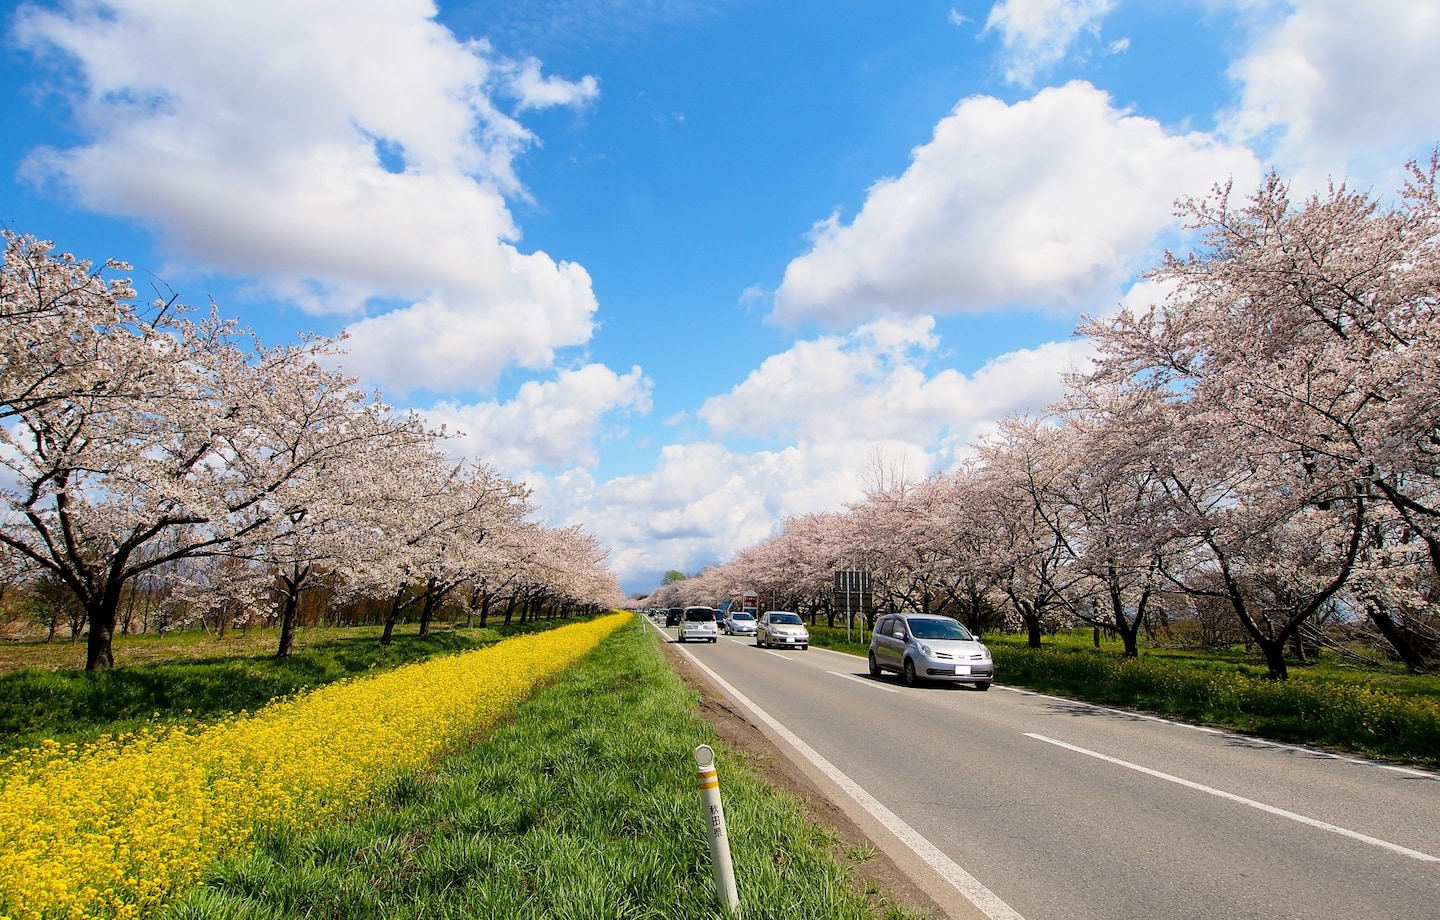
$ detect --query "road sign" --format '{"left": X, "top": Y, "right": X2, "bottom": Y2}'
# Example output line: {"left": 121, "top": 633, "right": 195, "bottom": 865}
{"left": 832, "top": 570, "right": 872, "bottom": 642}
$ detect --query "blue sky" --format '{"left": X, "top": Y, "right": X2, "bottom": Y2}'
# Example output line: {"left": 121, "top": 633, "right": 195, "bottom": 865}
{"left": 4, "top": 0, "right": 1438, "bottom": 595}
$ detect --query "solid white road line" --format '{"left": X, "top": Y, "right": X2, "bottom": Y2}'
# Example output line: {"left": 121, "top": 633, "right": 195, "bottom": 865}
{"left": 1025, "top": 733, "right": 1440, "bottom": 864}
{"left": 672, "top": 639, "right": 1026, "bottom": 920}
{"left": 1005, "top": 687, "right": 1440, "bottom": 780}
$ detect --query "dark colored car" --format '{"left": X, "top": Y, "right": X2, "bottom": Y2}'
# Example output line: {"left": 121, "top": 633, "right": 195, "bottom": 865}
{"left": 665, "top": 607, "right": 684, "bottom": 627}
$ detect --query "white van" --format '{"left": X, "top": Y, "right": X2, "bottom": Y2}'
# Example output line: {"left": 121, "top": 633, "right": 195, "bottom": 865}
{"left": 678, "top": 606, "right": 719, "bottom": 643}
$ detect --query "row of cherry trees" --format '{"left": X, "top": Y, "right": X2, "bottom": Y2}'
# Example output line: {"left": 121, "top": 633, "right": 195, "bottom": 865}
{"left": 645, "top": 159, "right": 1440, "bottom": 679}
{"left": 0, "top": 232, "right": 624, "bottom": 669}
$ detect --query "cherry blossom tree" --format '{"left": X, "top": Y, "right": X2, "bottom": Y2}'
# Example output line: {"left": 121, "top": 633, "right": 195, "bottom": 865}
{"left": 0, "top": 232, "right": 157, "bottom": 421}
{"left": 1, "top": 238, "right": 265, "bottom": 669}
{"left": 851, "top": 478, "right": 956, "bottom": 624}
{"left": 1044, "top": 380, "right": 1183, "bottom": 656}
{"left": 971, "top": 416, "right": 1083, "bottom": 647}
{"left": 1077, "top": 163, "right": 1436, "bottom": 675}
{"left": 926, "top": 466, "right": 1005, "bottom": 635}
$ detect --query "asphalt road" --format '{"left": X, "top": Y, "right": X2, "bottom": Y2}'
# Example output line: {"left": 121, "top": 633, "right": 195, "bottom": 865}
{"left": 658, "top": 624, "right": 1440, "bottom": 920}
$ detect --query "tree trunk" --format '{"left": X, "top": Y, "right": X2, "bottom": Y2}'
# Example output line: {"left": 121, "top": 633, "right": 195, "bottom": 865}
{"left": 1025, "top": 612, "right": 1042, "bottom": 649}
{"left": 85, "top": 602, "right": 117, "bottom": 671}
{"left": 1258, "top": 637, "right": 1289, "bottom": 681}
{"left": 418, "top": 577, "right": 438, "bottom": 637}
{"left": 276, "top": 589, "right": 300, "bottom": 659}
{"left": 1120, "top": 623, "right": 1139, "bottom": 657}
{"left": 276, "top": 566, "right": 308, "bottom": 659}
{"left": 1365, "top": 602, "right": 1434, "bottom": 673}
{"left": 381, "top": 586, "right": 406, "bottom": 646}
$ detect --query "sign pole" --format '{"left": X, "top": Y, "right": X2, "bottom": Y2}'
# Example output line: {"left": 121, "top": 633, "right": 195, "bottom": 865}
{"left": 694, "top": 744, "right": 740, "bottom": 914}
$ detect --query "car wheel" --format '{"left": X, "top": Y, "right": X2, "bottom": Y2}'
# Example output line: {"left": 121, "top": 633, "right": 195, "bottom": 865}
{"left": 902, "top": 658, "right": 919, "bottom": 687}
{"left": 800, "top": 644, "right": 808, "bottom": 650}
{"left": 868, "top": 651, "right": 881, "bottom": 677}
{"left": 974, "top": 681, "right": 991, "bottom": 691}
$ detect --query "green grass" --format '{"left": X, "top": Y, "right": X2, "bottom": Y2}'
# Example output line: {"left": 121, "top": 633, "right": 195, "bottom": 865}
{"left": 162, "top": 617, "right": 925, "bottom": 920}
{"left": 806, "top": 621, "right": 1440, "bottom": 768}
{"left": 806, "top": 624, "right": 871, "bottom": 659}
{"left": 0, "top": 618, "right": 599, "bottom": 753}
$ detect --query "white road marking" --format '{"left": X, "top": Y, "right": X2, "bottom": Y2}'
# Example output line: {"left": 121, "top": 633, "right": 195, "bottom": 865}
{"left": 1003, "top": 686, "right": 1438, "bottom": 779}
{"left": 669, "top": 635, "right": 1026, "bottom": 920}
{"left": 762, "top": 649, "right": 794, "bottom": 660}
{"left": 1025, "top": 733, "right": 1440, "bottom": 864}
{"left": 1380, "top": 764, "right": 1437, "bottom": 778}
{"left": 829, "top": 670, "right": 899, "bottom": 693}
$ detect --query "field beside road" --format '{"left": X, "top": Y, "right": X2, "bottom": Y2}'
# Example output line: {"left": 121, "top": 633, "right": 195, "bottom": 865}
{"left": 2, "top": 614, "right": 923, "bottom": 920}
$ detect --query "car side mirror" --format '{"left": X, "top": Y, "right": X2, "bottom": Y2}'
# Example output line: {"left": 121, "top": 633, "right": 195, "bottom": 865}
{"left": 895, "top": 630, "right": 906, "bottom": 640}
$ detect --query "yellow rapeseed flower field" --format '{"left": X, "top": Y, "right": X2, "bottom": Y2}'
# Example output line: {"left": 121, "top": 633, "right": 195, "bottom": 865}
{"left": 0, "top": 612, "right": 630, "bottom": 920}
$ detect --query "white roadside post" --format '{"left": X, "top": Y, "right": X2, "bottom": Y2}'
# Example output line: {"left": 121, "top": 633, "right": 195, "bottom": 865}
{"left": 694, "top": 744, "right": 741, "bottom": 914}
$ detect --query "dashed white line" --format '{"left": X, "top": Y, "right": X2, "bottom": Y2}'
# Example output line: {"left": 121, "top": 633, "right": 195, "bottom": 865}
{"left": 1025, "top": 733, "right": 1439, "bottom": 864}
{"left": 829, "top": 670, "right": 899, "bottom": 693}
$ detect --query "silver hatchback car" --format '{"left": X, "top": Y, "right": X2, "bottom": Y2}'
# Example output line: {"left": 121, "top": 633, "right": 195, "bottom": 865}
{"left": 868, "top": 614, "right": 993, "bottom": 689}
{"left": 756, "top": 611, "right": 808, "bottom": 649}
{"left": 724, "top": 611, "right": 758, "bottom": 636}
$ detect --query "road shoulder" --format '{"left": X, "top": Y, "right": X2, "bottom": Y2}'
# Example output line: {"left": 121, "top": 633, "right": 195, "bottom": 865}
{"left": 657, "top": 631, "right": 952, "bottom": 920}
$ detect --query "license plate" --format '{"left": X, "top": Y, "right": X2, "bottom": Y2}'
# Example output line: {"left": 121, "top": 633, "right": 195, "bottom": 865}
{"left": 955, "top": 664, "right": 971, "bottom": 675}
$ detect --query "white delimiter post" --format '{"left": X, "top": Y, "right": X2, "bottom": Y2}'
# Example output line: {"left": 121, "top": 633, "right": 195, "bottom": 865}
{"left": 694, "top": 744, "right": 741, "bottom": 914}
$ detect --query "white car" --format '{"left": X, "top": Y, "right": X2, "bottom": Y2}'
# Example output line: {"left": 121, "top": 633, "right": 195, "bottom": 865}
{"left": 678, "top": 606, "right": 719, "bottom": 643}
{"left": 756, "top": 611, "right": 808, "bottom": 649}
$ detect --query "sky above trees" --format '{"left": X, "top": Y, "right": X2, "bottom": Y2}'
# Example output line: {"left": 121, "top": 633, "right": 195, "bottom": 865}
{"left": 3, "top": 0, "right": 1438, "bottom": 594}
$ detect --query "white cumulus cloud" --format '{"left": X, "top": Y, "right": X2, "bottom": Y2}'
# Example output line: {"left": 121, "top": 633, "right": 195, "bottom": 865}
{"left": 772, "top": 81, "right": 1260, "bottom": 328}
{"left": 983, "top": 0, "right": 1116, "bottom": 84}
{"left": 1223, "top": 0, "right": 1440, "bottom": 184}
{"left": 701, "top": 315, "right": 1093, "bottom": 460}
{"left": 13, "top": 0, "right": 602, "bottom": 393}
{"left": 424, "top": 364, "right": 652, "bottom": 472}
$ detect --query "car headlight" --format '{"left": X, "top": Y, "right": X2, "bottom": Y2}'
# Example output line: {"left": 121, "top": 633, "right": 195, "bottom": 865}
{"left": 919, "top": 643, "right": 933, "bottom": 657}
{"left": 979, "top": 644, "right": 991, "bottom": 659}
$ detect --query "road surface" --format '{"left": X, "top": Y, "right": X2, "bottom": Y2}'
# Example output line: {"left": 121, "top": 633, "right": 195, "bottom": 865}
{"left": 654, "top": 623, "right": 1440, "bottom": 920}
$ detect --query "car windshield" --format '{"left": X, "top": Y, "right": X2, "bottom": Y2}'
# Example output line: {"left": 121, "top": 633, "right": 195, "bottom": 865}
{"left": 731, "top": 613, "right": 754, "bottom": 621}
{"left": 768, "top": 613, "right": 803, "bottom": 625}
{"left": 685, "top": 609, "right": 714, "bottom": 621}
{"left": 908, "top": 618, "right": 972, "bottom": 641}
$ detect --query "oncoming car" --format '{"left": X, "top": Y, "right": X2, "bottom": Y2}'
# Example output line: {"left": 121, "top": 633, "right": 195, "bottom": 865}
{"left": 756, "top": 611, "right": 808, "bottom": 649}
{"left": 868, "top": 614, "right": 993, "bottom": 689}
{"left": 678, "top": 606, "right": 719, "bottom": 643}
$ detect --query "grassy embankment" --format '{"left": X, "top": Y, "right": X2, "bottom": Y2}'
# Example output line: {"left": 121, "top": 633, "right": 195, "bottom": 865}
{"left": 805, "top": 623, "right": 1440, "bottom": 769}
{"left": 4, "top": 616, "right": 923, "bottom": 920}
{"left": 167, "top": 615, "right": 918, "bottom": 920}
